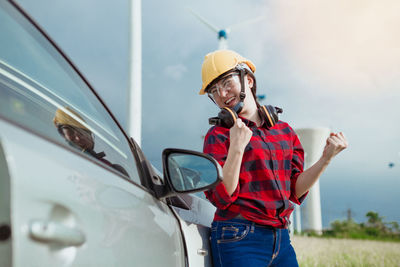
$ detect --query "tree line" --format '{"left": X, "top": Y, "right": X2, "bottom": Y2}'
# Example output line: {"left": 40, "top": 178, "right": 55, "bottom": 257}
{"left": 322, "top": 211, "right": 400, "bottom": 241}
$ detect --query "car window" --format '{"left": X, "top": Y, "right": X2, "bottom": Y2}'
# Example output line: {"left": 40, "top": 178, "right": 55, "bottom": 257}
{"left": 0, "top": 1, "right": 140, "bottom": 183}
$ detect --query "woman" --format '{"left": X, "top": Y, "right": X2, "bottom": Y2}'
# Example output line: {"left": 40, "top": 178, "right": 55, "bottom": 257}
{"left": 199, "top": 50, "right": 348, "bottom": 267}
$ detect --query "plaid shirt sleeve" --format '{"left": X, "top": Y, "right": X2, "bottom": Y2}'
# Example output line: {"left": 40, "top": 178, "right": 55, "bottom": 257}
{"left": 289, "top": 130, "right": 307, "bottom": 204}
{"left": 203, "top": 126, "right": 240, "bottom": 209}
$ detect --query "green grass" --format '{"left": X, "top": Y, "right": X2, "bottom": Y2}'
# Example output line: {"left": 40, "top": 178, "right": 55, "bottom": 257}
{"left": 292, "top": 235, "right": 400, "bottom": 267}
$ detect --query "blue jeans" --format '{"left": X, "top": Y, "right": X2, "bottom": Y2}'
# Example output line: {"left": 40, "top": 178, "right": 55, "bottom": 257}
{"left": 210, "top": 218, "right": 298, "bottom": 267}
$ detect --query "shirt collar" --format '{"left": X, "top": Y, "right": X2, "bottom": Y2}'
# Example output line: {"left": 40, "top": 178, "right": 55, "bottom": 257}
{"left": 238, "top": 115, "right": 269, "bottom": 129}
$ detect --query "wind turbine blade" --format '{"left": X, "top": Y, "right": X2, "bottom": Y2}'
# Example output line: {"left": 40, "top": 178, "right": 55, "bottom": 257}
{"left": 227, "top": 15, "right": 266, "bottom": 31}
{"left": 188, "top": 8, "right": 220, "bottom": 33}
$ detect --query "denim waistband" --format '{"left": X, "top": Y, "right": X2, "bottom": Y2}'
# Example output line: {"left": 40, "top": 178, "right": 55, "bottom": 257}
{"left": 213, "top": 217, "right": 281, "bottom": 230}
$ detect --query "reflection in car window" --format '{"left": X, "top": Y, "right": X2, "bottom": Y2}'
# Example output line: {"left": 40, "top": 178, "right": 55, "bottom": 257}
{"left": 53, "top": 107, "right": 129, "bottom": 176}
{"left": 0, "top": 1, "right": 140, "bottom": 183}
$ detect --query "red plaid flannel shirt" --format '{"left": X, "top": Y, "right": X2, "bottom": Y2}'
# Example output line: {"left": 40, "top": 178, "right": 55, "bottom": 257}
{"left": 204, "top": 118, "right": 307, "bottom": 228}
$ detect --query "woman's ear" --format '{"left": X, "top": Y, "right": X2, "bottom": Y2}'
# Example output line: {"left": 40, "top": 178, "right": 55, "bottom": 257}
{"left": 246, "top": 74, "right": 254, "bottom": 89}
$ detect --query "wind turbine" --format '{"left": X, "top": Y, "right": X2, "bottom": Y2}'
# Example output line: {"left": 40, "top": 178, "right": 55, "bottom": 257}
{"left": 189, "top": 8, "right": 265, "bottom": 50}
{"left": 295, "top": 128, "right": 331, "bottom": 235}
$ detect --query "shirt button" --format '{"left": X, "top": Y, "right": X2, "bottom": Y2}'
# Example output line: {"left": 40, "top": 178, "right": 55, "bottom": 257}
{"left": 272, "top": 152, "right": 276, "bottom": 157}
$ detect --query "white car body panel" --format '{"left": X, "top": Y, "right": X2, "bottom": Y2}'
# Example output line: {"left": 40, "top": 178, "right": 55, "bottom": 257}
{"left": 0, "top": 1, "right": 222, "bottom": 266}
{"left": 172, "top": 194, "right": 216, "bottom": 267}
{"left": 1, "top": 121, "right": 185, "bottom": 267}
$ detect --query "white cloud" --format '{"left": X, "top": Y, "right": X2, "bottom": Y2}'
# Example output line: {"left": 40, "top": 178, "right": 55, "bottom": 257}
{"left": 163, "top": 64, "right": 188, "bottom": 81}
{"left": 264, "top": 0, "right": 400, "bottom": 96}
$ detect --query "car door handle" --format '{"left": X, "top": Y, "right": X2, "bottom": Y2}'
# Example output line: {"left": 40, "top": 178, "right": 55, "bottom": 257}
{"left": 197, "top": 248, "right": 208, "bottom": 256}
{"left": 29, "top": 220, "right": 86, "bottom": 246}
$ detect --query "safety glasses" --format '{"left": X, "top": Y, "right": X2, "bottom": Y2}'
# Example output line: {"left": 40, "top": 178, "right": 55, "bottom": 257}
{"left": 57, "top": 124, "right": 91, "bottom": 139}
{"left": 206, "top": 73, "right": 240, "bottom": 102}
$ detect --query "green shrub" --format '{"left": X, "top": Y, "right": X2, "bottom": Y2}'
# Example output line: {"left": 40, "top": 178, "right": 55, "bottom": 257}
{"left": 320, "top": 211, "right": 400, "bottom": 241}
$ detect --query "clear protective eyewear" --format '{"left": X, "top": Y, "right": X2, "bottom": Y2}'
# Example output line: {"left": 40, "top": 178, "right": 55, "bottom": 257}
{"left": 57, "top": 124, "right": 92, "bottom": 139}
{"left": 207, "top": 73, "right": 240, "bottom": 101}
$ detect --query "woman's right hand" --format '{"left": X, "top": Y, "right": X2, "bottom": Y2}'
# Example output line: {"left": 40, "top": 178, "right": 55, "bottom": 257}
{"left": 222, "top": 118, "right": 253, "bottom": 195}
{"left": 229, "top": 118, "right": 253, "bottom": 153}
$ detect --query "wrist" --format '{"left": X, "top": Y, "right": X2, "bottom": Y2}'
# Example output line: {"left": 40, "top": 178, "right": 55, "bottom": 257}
{"left": 319, "top": 155, "right": 332, "bottom": 166}
{"left": 228, "top": 146, "right": 245, "bottom": 156}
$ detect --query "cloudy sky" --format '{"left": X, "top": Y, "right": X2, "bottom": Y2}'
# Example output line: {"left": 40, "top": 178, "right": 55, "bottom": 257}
{"left": 17, "top": 0, "right": 400, "bottom": 226}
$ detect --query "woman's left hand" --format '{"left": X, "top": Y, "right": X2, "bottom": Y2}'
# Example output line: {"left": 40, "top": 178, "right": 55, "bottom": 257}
{"left": 322, "top": 132, "right": 348, "bottom": 162}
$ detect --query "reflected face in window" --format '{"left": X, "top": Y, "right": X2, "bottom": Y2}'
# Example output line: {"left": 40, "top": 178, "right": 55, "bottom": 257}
{"left": 58, "top": 124, "right": 94, "bottom": 151}
{"left": 53, "top": 107, "right": 94, "bottom": 151}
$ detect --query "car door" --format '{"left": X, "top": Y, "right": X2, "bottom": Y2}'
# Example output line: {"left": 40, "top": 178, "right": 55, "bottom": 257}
{"left": 151, "top": 164, "right": 217, "bottom": 267}
{"left": 0, "top": 1, "right": 185, "bottom": 266}
{"left": 0, "top": 122, "right": 185, "bottom": 267}
{"left": 170, "top": 193, "right": 216, "bottom": 267}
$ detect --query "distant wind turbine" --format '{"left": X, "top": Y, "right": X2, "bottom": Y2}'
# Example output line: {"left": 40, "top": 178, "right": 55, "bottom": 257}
{"left": 189, "top": 8, "right": 265, "bottom": 50}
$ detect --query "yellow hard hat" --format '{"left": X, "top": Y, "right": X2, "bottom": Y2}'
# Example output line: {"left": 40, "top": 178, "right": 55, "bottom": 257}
{"left": 53, "top": 107, "right": 89, "bottom": 131}
{"left": 199, "top": 49, "right": 256, "bottom": 95}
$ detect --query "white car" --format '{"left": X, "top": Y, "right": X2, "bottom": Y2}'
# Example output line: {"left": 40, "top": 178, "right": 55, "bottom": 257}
{"left": 0, "top": 1, "right": 218, "bottom": 266}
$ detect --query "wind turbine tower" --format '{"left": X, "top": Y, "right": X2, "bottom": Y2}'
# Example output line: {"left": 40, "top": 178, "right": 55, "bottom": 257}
{"left": 295, "top": 127, "right": 331, "bottom": 235}
{"left": 128, "top": 0, "right": 142, "bottom": 146}
{"left": 217, "top": 29, "right": 228, "bottom": 50}
{"left": 189, "top": 8, "right": 264, "bottom": 50}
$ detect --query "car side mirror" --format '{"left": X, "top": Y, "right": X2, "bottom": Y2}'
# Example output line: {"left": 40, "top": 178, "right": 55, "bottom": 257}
{"left": 155, "top": 148, "right": 223, "bottom": 199}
